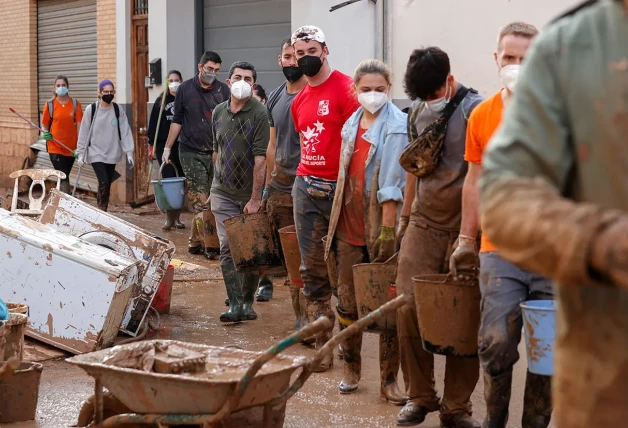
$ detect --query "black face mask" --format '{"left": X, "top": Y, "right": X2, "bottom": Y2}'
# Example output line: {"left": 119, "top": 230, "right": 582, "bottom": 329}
{"left": 297, "top": 54, "right": 324, "bottom": 77}
{"left": 102, "top": 94, "right": 114, "bottom": 104}
{"left": 282, "top": 66, "right": 304, "bottom": 83}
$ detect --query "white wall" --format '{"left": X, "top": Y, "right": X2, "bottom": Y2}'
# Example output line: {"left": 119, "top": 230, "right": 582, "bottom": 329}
{"left": 291, "top": 0, "right": 380, "bottom": 78}
{"left": 115, "top": 0, "right": 132, "bottom": 104}
{"left": 147, "top": 0, "right": 196, "bottom": 102}
{"left": 389, "top": 0, "right": 579, "bottom": 104}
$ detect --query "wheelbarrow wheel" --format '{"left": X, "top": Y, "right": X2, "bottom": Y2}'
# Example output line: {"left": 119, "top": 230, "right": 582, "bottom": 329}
{"left": 76, "top": 389, "right": 143, "bottom": 428}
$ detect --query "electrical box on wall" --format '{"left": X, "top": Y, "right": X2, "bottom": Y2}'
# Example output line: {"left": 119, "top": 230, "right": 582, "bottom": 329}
{"left": 148, "top": 58, "right": 162, "bottom": 87}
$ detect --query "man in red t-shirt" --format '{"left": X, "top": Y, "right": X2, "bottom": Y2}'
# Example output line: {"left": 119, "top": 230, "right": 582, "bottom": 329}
{"left": 290, "top": 25, "right": 360, "bottom": 372}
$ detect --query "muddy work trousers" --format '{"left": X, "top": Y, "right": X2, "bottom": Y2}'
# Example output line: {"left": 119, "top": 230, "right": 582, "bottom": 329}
{"left": 396, "top": 218, "right": 479, "bottom": 417}
{"left": 266, "top": 187, "right": 295, "bottom": 261}
{"left": 478, "top": 252, "right": 553, "bottom": 427}
{"left": 179, "top": 149, "right": 213, "bottom": 249}
{"left": 292, "top": 176, "right": 333, "bottom": 301}
{"left": 92, "top": 162, "right": 116, "bottom": 212}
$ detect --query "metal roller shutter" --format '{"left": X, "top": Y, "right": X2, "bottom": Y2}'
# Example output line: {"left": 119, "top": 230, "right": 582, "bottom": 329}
{"left": 204, "top": 0, "right": 291, "bottom": 93}
{"left": 37, "top": 0, "right": 97, "bottom": 117}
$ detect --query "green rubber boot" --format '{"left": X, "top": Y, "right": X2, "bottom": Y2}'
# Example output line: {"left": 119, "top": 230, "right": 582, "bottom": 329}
{"left": 241, "top": 273, "right": 259, "bottom": 321}
{"left": 219, "top": 262, "right": 244, "bottom": 323}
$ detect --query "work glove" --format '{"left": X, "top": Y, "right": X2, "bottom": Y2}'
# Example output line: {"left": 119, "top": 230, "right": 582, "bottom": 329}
{"left": 76, "top": 157, "right": 86, "bottom": 167}
{"left": 396, "top": 216, "right": 409, "bottom": 247}
{"left": 40, "top": 132, "right": 53, "bottom": 141}
{"left": 449, "top": 235, "right": 478, "bottom": 281}
{"left": 162, "top": 147, "right": 171, "bottom": 164}
{"left": 72, "top": 150, "right": 78, "bottom": 159}
{"left": 590, "top": 214, "right": 628, "bottom": 289}
{"left": 127, "top": 153, "right": 134, "bottom": 168}
{"left": 148, "top": 145, "right": 155, "bottom": 161}
{"left": 373, "top": 226, "right": 397, "bottom": 263}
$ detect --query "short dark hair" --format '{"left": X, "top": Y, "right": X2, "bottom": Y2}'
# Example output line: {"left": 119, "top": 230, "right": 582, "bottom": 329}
{"left": 280, "top": 37, "right": 292, "bottom": 51}
{"left": 404, "top": 47, "right": 451, "bottom": 101}
{"left": 254, "top": 84, "right": 267, "bottom": 102}
{"left": 167, "top": 69, "right": 182, "bottom": 80}
{"left": 199, "top": 51, "right": 222, "bottom": 66}
{"left": 228, "top": 61, "right": 257, "bottom": 82}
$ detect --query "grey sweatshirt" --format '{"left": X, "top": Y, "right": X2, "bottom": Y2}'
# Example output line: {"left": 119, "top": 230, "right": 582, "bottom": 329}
{"left": 76, "top": 102, "right": 134, "bottom": 164}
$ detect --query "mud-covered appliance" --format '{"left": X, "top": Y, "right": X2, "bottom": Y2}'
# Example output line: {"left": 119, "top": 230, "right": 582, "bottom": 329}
{"left": 39, "top": 190, "right": 176, "bottom": 336}
{"left": 0, "top": 209, "right": 141, "bottom": 354}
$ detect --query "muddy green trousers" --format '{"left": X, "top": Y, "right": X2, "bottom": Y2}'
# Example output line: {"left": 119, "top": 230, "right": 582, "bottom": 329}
{"left": 396, "top": 218, "right": 479, "bottom": 417}
{"left": 179, "top": 149, "right": 213, "bottom": 249}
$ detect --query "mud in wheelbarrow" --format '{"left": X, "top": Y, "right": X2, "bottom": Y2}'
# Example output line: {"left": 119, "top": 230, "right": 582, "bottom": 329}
{"left": 67, "top": 294, "right": 410, "bottom": 427}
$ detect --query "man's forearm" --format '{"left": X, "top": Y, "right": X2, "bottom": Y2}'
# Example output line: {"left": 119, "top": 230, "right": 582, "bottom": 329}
{"left": 251, "top": 156, "right": 267, "bottom": 201}
{"left": 165, "top": 123, "right": 182, "bottom": 149}
{"left": 266, "top": 139, "right": 276, "bottom": 187}
{"left": 401, "top": 172, "right": 416, "bottom": 217}
{"left": 460, "top": 164, "right": 481, "bottom": 237}
{"left": 382, "top": 201, "right": 398, "bottom": 228}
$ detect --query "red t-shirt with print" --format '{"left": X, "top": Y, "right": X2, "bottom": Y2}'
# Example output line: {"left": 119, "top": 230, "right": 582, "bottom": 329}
{"left": 291, "top": 70, "right": 360, "bottom": 180}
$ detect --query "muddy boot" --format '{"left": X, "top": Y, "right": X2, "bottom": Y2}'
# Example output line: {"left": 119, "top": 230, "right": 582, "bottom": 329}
{"left": 337, "top": 319, "right": 345, "bottom": 359}
{"left": 306, "top": 299, "right": 335, "bottom": 372}
{"left": 60, "top": 180, "right": 71, "bottom": 194}
{"left": 174, "top": 209, "right": 185, "bottom": 229}
{"left": 219, "top": 263, "right": 244, "bottom": 323}
{"left": 338, "top": 328, "right": 362, "bottom": 394}
{"left": 256, "top": 275, "right": 274, "bottom": 302}
{"left": 241, "top": 273, "right": 258, "bottom": 321}
{"left": 482, "top": 369, "right": 512, "bottom": 428}
{"left": 290, "top": 287, "right": 302, "bottom": 330}
{"left": 440, "top": 413, "right": 481, "bottom": 428}
{"left": 298, "top": 289, "right": 315, "bottom": 345}
{"left": 380, "top": 332, "right": 407, "bottom": 406}
{"left": 162, "top": 210, "right": 175, "bottom": 231}
{"left": 522, "top": 371, "right": 552, "bottom": 428}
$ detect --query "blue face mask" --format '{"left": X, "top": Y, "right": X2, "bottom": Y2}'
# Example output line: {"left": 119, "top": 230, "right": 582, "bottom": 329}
{"left": 55, "top": 87, "right": 69, "bottom": 96}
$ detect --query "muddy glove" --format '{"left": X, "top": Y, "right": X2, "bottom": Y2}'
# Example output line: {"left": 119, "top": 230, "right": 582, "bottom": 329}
{"left": 373, "top": 226, "right": 396, "bottom": 263}
{"left": 162, "top": 147, "right": 171, "bottom": 164}
{"left": 449, "top": 235, "right": 478, "bottom": 280}
{"left": 40, "top": 131, "right": 52, "bottom": 141}
{"left": 396, "top": 216, "right": 409, "bottom": 247}
{"left": 127, "top": 153, "right": 134, "bottom": 169}
{"left": 590, "top": 215, "right": 628, "bottom": 289}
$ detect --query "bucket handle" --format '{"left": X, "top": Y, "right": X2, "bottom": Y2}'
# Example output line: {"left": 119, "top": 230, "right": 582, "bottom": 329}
{"left": 158, "top": 161, "right": 180, "bottom": 186}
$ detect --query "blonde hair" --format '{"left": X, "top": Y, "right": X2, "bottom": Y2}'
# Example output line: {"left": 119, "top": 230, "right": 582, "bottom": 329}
{"left": 353, "top": 59, "right": 392, "bottom": 86}
{"left": 497, "top": 22, "right": 539, "bottom": 50}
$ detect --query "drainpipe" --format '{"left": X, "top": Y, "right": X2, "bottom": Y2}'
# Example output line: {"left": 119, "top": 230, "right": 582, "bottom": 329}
{"left": 375, "top": 0, "right": 384, "bottom": 60}
{"left": 383, "top": 0, "right": 392, "bottom": 66}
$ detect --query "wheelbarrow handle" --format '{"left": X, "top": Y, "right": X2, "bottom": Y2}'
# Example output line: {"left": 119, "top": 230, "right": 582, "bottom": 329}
{"left": 202, "top": 317, "right": 333, "bottom": 425}
{"left": 272, "top": 294, "right": 412, "bottom": 406}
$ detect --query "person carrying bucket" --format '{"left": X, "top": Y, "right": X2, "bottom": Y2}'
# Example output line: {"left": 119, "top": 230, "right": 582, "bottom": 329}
{"left": 451, "top": 22, "right": 554, "bottom": 428}
{"left": 75, "top": 80, "right": 134, "bottom": 212}
{"left": 148, "top": 70, "right": 186, "bottom": 231}
{"left": 394, "top": 47, "right": 484, "bottom": 428}
{"left": 480, "top": 1, "right": 628, "bottom": 426}
{"left": 40, "top": 75, "right": 83, "bottom": 194}
{"left": 209, "top": 61, "right": 270, "bottom": 323}
{"left": 323, "top": 59, "right": 408, "bottom": 404}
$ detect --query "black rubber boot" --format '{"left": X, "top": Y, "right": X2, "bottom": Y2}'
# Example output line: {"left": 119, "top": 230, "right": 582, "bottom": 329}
{"left": 162, "top": 210, "right": 175, "bottom": 231}
{"left": 241, "top": 273, "right": 258, "bottom": 320}
{"left": 174, "top": 209, "right": 185, "bottom": 229}
{"left": 482, "top": 369, "right": 512, "bottom": 428}
{"left": 219, "top": 262, "right": 244, "bottom": 323}
{"left": 522, "top": 371, "right": 552, "bottom": 428}
{"left": 256, "top": 275, "right": 274, "bottom": 302}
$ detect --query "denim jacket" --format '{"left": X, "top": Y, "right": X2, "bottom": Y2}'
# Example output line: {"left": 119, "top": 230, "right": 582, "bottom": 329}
{"left": 325, "top": 101, "right": 408, "bottom": 260}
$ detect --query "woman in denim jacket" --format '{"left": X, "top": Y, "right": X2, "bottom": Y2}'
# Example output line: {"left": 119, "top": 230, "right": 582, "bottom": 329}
{"left": 324, "top": 59, "right": 409, "bottom": 404}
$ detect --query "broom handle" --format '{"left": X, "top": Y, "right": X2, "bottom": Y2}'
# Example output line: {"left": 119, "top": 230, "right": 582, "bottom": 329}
{"left": 9, "top": 108, "right": 74, "bottom": 154}
{"left": 145, "top": 79, "right": 170, "bottom": 198}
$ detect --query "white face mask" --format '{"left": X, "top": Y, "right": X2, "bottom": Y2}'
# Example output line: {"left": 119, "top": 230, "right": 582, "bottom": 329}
{"left": 358, "top": 91, "right": 388, "bottom": 114}
{"left": 500, "top": 64, "right": 520, "bottom": 93}
{"left": 230, "top": 80, "right": 252, "bottom": 100}
{"left": 168, "top": 81, "right": 181, "bottom": 93}
{"left": 425, "top": 80, "right": 450, "bottom": 113}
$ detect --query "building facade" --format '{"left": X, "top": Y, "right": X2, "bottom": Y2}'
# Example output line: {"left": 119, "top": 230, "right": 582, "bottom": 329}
{"left": 0, "top": 0, "right": 576, "bottom": 203}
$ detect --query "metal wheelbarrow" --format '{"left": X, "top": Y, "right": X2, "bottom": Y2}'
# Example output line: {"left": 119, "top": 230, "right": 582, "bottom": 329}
{"left": 67, "top": 294, "right": 410, "bottom": 427}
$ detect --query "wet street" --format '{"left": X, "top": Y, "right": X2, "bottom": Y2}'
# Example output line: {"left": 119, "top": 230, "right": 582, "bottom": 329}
{"left": 7, "top": 209, "right": 532, "bottom": 428}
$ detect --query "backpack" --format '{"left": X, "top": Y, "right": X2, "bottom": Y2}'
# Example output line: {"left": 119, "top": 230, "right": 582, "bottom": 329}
{"left": 90, "top": 102, "right": 122, "bottom": 142}
{"left": 47, "top": 98, "right": 78, "bottom": 134}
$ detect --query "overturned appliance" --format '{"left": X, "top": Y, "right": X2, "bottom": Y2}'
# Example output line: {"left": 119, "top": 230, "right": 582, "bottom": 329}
{"left": 0, "top": 209, "right": 141, "bottom": 354}
{"left": 39, "top": 190, "right": 175, "bottom": 337}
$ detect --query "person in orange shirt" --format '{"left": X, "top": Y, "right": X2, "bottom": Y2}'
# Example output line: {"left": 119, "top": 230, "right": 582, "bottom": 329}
{"left": 41, "top": 75, "right": 83, "bottom": 193}
{"left": 450, "top": 22, "right": 554, "bottom": 428}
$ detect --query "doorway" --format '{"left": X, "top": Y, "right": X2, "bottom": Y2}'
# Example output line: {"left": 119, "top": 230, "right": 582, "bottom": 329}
{"left": 130, "top": 0, "right": 149, "bottom": 204}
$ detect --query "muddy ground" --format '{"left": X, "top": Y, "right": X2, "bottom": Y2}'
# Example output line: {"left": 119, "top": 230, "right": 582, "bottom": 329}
{"left": 7, "top": 208, "right": 534, "bottom": 428}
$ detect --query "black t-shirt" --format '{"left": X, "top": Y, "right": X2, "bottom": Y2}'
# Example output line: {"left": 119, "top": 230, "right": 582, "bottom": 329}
{"left": 147, "top": 91, "right": 176, "bottom": 150}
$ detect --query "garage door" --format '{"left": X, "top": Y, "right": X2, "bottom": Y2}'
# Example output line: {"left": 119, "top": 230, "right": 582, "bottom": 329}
{"left": 204, "top": 0, "right": 291, "bottom": 93}
{"left": 37, "top": 0, "right": 97, "bottom": 117}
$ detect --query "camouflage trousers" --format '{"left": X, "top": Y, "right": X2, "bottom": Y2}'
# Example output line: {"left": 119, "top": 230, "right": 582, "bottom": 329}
{"left": 179, "top": 149, "right": 213, "bottom": 249}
